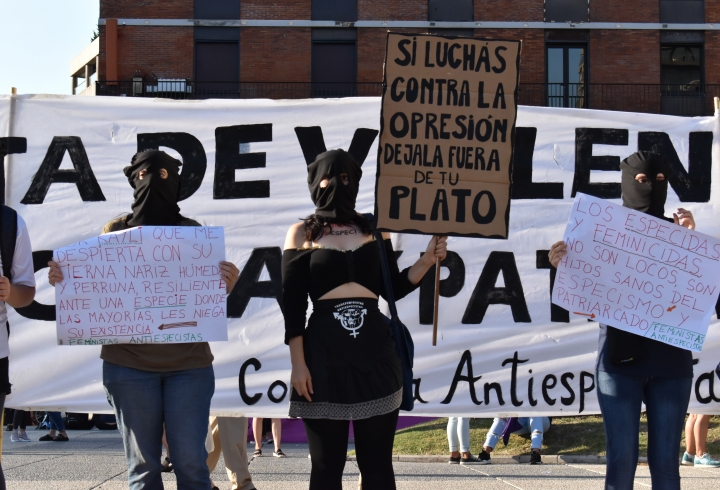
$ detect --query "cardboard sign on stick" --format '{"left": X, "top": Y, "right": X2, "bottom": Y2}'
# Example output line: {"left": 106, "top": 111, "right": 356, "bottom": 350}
{"left": 552, "top": 193, "right": 720, "bottom": 352}
{"left": 54, "top": 226, "right": 228, "bottom": 345}
{"left": 375, "top": 33, "right": 521, "bottom": 238}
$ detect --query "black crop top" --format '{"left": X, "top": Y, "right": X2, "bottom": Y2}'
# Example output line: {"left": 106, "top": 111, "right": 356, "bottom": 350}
{"left": 282, "top": 239, "right": 418, "bottom": 343}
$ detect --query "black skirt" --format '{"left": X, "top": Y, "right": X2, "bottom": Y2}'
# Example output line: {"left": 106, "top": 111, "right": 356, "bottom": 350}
{"left": 289, "top": 298, "right": 403, "bottom": 420}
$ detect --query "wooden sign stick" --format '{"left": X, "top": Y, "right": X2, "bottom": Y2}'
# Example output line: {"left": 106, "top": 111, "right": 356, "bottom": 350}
{"left": 432, "top": 253, "right": 441, "bottom": 346}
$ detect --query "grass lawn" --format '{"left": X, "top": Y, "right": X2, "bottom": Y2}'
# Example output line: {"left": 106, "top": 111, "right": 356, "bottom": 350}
{"left": 385, "top": 415, "right": 720, "bottom": 457}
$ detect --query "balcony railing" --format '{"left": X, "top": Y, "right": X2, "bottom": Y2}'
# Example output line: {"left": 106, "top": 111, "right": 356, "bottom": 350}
{"left": 96, "top": 81, "right": 720, "bottom": 117}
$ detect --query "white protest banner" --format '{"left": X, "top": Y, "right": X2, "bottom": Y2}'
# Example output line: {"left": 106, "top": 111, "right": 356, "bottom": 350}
{"left": 2, "top": 95, "right": 720, "bottom": 415}
{"left": 54, "top": 226, "right": 227, "bottom": 345}
{"left": 553, "top": 193, "right": 720, "bottom": 352}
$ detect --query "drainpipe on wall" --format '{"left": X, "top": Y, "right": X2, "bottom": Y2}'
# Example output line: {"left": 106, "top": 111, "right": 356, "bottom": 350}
{"left": 106, "top": 19, "right": 118, "bottom": 81}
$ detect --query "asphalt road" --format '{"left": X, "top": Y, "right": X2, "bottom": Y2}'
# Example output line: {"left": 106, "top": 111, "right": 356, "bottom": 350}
{"left": 2, "top": 429, "right": 719, "bottom": 489}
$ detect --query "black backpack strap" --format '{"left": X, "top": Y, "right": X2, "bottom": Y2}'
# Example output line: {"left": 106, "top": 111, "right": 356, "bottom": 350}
{"left": 0, "top": 205, "right": 17, "bottom": 280}
{"left": 363, "top": 213, "right": 400, "bottom": 321}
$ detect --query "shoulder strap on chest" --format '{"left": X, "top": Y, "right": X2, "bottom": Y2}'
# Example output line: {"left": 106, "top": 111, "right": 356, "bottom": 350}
{"left": 0, "top": 205, "right": 17, "bottom": 280}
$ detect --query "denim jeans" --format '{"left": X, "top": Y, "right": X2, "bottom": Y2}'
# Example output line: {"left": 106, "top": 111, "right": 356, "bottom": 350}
{"left": 103, "top": 361, "right": 215, "bottom": 490}
{"left": 596, "top": 370, "right": 692, "bottom": 490}
{"left": 484, "top": 417, "right": 551, "bottom": 450}
{"left": 447, "top": 417, "right": 471, "bottom": 453}
{"left": 47, "top": 412, "right": 65, "bottom": 431}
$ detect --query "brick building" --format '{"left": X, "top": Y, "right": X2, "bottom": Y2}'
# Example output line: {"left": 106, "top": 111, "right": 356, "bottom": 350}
{"left": 90, "top": 0, "right": 720, "bottom": 115}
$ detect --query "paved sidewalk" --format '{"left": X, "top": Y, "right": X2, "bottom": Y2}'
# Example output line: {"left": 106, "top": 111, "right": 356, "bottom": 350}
{"left": 2, "top": 429, "right": 719, "bottom": 489}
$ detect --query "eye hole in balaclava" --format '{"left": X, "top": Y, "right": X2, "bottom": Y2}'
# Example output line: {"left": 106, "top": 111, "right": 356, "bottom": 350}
{"left": 307, "top": 149, "right": 362, "bottom": 223}
{"left": 620, "top": 151, "right": 668, "bottom": 219}
{"left": 123, "top": 149, "right": 182, "bottom": 227}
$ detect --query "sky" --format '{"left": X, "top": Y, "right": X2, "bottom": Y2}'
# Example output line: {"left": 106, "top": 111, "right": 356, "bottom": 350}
{"left": 0, "top": 0, "right": 99, "bottom": 95}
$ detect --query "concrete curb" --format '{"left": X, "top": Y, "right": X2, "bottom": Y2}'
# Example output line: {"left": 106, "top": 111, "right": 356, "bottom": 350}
{"left": 347, "top": 454, "right": 649, "bottom": 465}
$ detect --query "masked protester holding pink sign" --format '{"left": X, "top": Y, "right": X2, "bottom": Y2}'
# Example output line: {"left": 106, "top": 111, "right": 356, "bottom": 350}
{"left": 549, "top": 151, "right": 696, "bottom": 490}
{"left": 282, "top": 149, "right": 446, "bottom": 490}
{"left": 48, "top": 150, "right": 240, "bottom": 490}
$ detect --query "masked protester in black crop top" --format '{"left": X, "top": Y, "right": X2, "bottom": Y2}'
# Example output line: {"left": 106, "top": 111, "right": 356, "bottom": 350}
{"left": 282, "top": 149, "right": 447, "bottom": 490}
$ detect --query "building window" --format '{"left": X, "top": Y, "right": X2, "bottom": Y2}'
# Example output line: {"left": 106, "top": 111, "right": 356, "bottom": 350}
{"left": 194, "top": 28, "right": 240, "bottom": 98}
{"left": 429, "top": 0, "right": 473, "bottom": 37}
{"left": 195, "top": 0, "right": 239, "bottom": 19}
{"left": 312, "top": 0, "right": 357, "bottom": 22}
{"left": 659, "top": 32, "right": 704, "bottom": 115}
{"left": 429, "top": 0, "right": 473, "bottom": 21}
{"left": 546, "top": 45, "right": 586, "bottom": 108}
{"left": 312, "top": 29, "right": 357, "bottom": 97}
{"left": 661, "top": 45, "right": 702, "bottom": 89}
{"left": 659, "top": 1, "right": 704, "bottom": 24}
{"left": 544, "top": 0, "right": 588, "bottom": 23}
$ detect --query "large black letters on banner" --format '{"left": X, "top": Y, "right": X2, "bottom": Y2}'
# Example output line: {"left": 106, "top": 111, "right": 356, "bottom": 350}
{"left": 238, "top": 358, "right": 263, "bottom": 405}
{"left": 502, "top": 351, "right": 529, "bottom": 407}
{"left": 15, "top": 250, "right": 55, "bottom": 321}
{"left": 214, "top": 124, "right": 272, "bottom": 199}
{"left": 462, "top": 251, "right": 531, "bottom": 324}
{"left": 0, "top": 137, "right": 27, "bottom": 205}
{"left": 228, "top": 247, "right": 282, "bottom": 318}
{"left": 695, "top": 370, "right": 720, "bottom": 404}
{"left": 440, "top": 350, "right": 483, "bottom": 405}
{"left": 536, "top": 250, "right": 569, "bottom": 322}
{"left": 267, "top": 380, "right": 288, "bottom": 403}
{"left": 579, "top": 371, "right": 595, "bottom": 413}
{"left": 638, "top": 131, "right": 712, "bottom": 202}
{"left": 511, "top": 127, "right": 563, "bottom": 200}
{"left": 413, "top": 378, "right": 428, "bottom": 404}
{"left": 294, "top": 126, "right": 379, "bottom": 165}
{"left": 560, "top": 372, "right": 575, "bottom": 405}
{"left": 419, "top": 251, "right": 465, "bottom": 324}
{"left": 21, "top": 137, "right": 106, "bottom": 204}
{"left": 137, "top": 132, "right": 207, "bottom": 201}
{"left": 571, "top": 128, "right": 628, "bottom": 199}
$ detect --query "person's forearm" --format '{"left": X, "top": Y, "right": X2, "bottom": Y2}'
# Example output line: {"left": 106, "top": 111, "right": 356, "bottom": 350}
{"left": 407, "top": 256, "right": 435, "bottom": 285}
{"left": 6, "top": 285, "right": 35, "bottom": 308}
{"left": 288, "top": 336, "right": 306, "bottom": 366}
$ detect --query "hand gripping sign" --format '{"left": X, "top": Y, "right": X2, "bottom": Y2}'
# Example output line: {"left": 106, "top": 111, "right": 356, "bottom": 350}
{"left": 54, "top": 226, "right": 227, "bottom": 345}
{"left": 552, "top": 193, "right": 720, "bottom": 352}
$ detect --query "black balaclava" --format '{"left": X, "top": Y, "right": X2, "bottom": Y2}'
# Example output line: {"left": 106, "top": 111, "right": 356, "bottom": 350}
{"left": 620, "top": 151, "right": 668, "bottom": 218}
{"left": 123, "top": 150, "right": 182, "bottom": 227}
{"left": 307, "top": 149, "right": 362, "bottom": 223}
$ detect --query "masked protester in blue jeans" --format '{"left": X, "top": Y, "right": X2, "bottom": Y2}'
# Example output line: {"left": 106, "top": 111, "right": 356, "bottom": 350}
{"left": 49, "top": 150, "right": 240, "bottom": 490}
{"left": 549, "top": 152, "right": 696, "bottom": 490}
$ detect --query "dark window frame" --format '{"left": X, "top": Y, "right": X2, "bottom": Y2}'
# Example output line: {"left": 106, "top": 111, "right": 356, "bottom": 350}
{"left": 428, "top": 0, "right": 474, "bottom": 22}
{"left": 544, "top": 0, "right": 589, "bottom": 23}
{"left": 660, "top": 42, "right": 704, "bottom": 94}
{"left": 659, "top": 0, "right": 705, "bottom": 24}
{"left": 544, "top": 42, "right": 589, "bottom": 108}
{"left": 311, "top": 36, "right": 358, "bottom": 97}
{"left": 311, "top": 0, "right": 357, "bottom": 22}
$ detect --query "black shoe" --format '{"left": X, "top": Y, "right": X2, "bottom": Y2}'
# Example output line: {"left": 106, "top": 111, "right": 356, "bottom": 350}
{"left": 448, "top": 455, "right": 461, "bottom": 464}
{"left": 460, "top": 455, "right": 485, "bottom": 465}
{"left": 478, "top": 450, "right": 492, "bottom": 464}
{"left": 530, "top": 451, "right": 542, "bottom": 465}
{"left": 160, "top": 457, "right": 174, "bottom": 473}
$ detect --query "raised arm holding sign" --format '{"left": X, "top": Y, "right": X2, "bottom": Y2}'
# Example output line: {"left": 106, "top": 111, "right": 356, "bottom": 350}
{"left": 548, "top": 151, "right": 702, "bottom": 490}
{"left": 47, "top": 150, "right": 239, "bottom": 489}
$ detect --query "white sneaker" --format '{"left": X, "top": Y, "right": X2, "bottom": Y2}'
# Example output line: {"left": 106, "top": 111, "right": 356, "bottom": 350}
{"left": 10, "top": 429, "right": 19, "bottom": 442}
{"left": 17, "top": 431, "right": 31, "bottom": 442}
{"left": 694, "top": 452, "right": 720, "bottom": 468}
